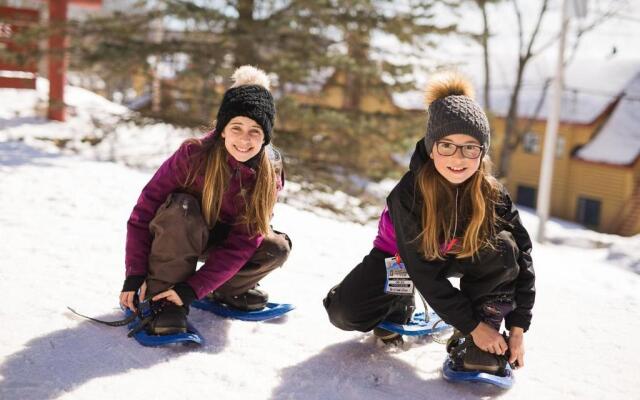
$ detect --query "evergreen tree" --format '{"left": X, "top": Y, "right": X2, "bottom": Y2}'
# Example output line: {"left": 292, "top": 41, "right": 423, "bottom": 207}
{"left": 68, "top": 0, "right": 456, "bottom": 187}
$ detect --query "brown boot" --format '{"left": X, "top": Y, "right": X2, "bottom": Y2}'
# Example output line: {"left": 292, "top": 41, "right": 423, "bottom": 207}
{"left": 147, "top": 302, "right": 188, "bottom": 335}
{"left": 208, "top": 286, "right": 268, "bottom": 311}
{"left": 373, "top": 327, "right": 403, "bottom": 345}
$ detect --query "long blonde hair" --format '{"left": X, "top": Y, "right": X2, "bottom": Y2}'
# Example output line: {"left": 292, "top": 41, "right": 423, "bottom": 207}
{"left": 184, "top": 135, "right": 277, "bottom": 237}
{"left": 416, "top": 157, "right": 502, "bottom": 260}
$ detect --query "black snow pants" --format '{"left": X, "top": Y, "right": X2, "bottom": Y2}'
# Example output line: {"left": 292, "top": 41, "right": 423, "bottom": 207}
{"left": 323, "top": 248, "right": 415, "bottom": 332}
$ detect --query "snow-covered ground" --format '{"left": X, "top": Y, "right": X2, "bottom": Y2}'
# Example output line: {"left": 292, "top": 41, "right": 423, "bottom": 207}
{"left": 1, "top": 80, "right": 639, "bottom": 399}
{"left": 1, "top": 138, "right": 639, "bottom": 400}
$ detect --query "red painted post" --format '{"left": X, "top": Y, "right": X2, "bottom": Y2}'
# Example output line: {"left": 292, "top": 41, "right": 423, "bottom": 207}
{"left": 47, "top": 0, "right": 68, "bottom": 121}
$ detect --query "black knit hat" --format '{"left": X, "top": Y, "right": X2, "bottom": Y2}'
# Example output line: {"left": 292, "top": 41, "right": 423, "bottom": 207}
{"left": 215, "top": 66, "right": 276, "bottom": 145}
{"left": 424, "top": 72, "right": 489, "bottom": 155}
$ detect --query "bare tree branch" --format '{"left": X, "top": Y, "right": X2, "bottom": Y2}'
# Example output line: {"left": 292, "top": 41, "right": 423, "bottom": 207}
{"left": 523, "top": 0, "right": 549, "bottom": 60}
{"left": 512, "top": 0, "right": 525, "bottom": 56}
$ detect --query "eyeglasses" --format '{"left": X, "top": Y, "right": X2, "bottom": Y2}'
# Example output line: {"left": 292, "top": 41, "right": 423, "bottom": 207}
{"left": 435, "top": 141, "right": 484, "bottom": 159}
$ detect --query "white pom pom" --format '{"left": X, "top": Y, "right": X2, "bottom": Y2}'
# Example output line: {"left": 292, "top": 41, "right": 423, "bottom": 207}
{"left": 230, "top": 65, "right": 271, "bottom": 90}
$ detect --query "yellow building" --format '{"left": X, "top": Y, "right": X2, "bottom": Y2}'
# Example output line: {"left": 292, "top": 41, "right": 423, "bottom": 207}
{"left": 288, "top": 69, "right": 404, "bottom": 115}
{"left": 490, "top": 71, "right": 640, "bottom": 236}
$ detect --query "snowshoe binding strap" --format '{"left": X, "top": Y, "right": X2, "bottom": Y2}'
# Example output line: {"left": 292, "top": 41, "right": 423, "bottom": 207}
{"left": 125, "top": 300, "right": 166, "bottom": 337}
{"left": 67, "top": 297, "right": 166, "bottom": 337}
{"left": 67, "top": 305, "right": 138, "bottom": 327}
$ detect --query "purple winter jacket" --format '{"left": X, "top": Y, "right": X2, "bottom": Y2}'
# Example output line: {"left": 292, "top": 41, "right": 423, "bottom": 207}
{"left": 125, "top": 131, "right": 283, "bottom": 299}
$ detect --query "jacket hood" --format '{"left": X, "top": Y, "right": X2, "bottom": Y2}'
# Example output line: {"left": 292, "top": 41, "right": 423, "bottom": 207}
{"left": 409, "top": 139, "right": 429, "bottom": 174}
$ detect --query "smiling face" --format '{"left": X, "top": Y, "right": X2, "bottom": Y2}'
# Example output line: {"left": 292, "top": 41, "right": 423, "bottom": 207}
{"left": 430, "top": 133, "right": 482, "bottom": 185}
{"left": 221, "top": 116, "right": 265, "bottom": 162}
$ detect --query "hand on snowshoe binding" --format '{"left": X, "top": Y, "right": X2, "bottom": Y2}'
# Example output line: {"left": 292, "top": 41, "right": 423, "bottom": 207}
{"left": 447, "top": 328, "right": 519, "bottom": 375}
{"left": 119, "top": 279, "right": 191, "bottom": 336}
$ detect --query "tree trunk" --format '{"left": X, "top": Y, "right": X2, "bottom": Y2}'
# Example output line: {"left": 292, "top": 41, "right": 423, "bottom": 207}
{"left": 235, "top": 0, "right": 256, "bottom": 67}
{"left": 343, "top": 30, "right": 369, "bottom": 111}
{"left": 497, "top": 58, "right": 526, "bottom": 179}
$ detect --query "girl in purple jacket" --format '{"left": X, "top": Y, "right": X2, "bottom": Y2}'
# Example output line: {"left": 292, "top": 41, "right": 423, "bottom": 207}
{"left": 323, "top": 72, "right": 535, "bottom": 374}
{"left": 120, "top": 66, "right": 291, "bottom": 335}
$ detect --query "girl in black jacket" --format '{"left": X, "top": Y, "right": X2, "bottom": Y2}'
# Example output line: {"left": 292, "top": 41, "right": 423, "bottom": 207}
{"left": 324, "top": 72, "right": 535, "bottom": 373}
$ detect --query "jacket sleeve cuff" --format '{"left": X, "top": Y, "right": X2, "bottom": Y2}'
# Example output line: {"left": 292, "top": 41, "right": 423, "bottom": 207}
{"left": 505, "top": 312, "right": 531, "bottom": 332}
{"left": 173, "top": 282, "right": 197, "bottom": 307}
{"left": 457, "top": 319, "right": 481, "bottom": 336}
{"left": 122, "top": 275, "right": 146, "bottom": 292}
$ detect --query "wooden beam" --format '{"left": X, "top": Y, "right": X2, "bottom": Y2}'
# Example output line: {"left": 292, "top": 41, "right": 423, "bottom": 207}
{"left": 0, "top": 76, "right": 36, "bottom": 89}
{"left": 48, "top": 0, "right": 68, "bottom": 121}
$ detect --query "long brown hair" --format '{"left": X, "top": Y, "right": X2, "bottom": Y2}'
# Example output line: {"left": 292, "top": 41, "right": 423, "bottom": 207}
{"left": 416, "top": 157, "right": 502, "bottom": 260}
{"left": 183, "top": 134, "right": 277, "bottom": 237}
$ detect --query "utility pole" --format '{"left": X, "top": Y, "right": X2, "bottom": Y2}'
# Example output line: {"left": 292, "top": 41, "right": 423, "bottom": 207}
{"left": 536, "top": 0, "right": 569, "bottom": 243}
{"left": 536, "top": 0, "right": 587, "bottom": 243}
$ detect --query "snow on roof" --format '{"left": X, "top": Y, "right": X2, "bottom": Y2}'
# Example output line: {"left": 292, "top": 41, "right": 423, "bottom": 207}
{"left": 483, "top": 56, "right": 640, "bottom": 124}
{"left": 576, "top": 71, "right": 640, "bottom": 165}
{"left": 393, "top": 56, "right": 640, "bottom": 124}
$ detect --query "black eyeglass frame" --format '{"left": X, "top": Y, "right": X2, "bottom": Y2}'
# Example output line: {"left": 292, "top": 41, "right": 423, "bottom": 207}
{"left": 435, "top": 141, "right": 485, "bottom": 159}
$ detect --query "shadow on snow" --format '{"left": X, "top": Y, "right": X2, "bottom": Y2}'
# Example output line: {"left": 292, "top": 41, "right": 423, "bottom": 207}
{"left": 0, "top": 308, "right": 230, "bottom": 400}
{"left": 269, "top": 339, "right": 507, "bottom": 400}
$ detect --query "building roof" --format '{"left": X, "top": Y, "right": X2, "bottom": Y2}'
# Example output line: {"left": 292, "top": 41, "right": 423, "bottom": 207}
{"left": 394, "top": 56, "right": 640, "bottom": 123}
{"left": 576, "top": 71, "right": 640, "bottom": 165}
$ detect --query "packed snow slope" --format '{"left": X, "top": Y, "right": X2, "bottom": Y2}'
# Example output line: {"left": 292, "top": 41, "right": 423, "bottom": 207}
{"left": 0, "top": 140, "right": 638, "bottom": 400}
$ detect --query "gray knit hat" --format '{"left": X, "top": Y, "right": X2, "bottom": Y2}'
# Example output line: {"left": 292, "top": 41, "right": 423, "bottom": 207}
{"left": 424, "top": 72, "right": 489, "bottom": 155}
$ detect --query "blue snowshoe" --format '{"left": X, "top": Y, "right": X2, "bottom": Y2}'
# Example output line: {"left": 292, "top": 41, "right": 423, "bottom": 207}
{"left": 192, "top": 297, "right": 294, "bottom": 322}
{"left": 124, "top": 300, "right": 203, "bottom": 347}
{"left": 442, "top": 356, "right": 514, "bottom": 389}
{"left": 67, "top": 301, "right": 203, "bottom": 347}
{"left": 377, "top": 310, "right": 451, "bottom": 337}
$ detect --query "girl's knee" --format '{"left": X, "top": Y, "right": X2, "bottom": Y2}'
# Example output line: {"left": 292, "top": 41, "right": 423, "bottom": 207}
{"left": 323, "top": 285, "right": 371, "bottom": 332}
{"left": 264, "top": 230, "right": 292, "bottom": 262}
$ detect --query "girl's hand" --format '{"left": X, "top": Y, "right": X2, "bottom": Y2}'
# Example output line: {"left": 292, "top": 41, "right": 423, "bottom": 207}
{"left": 470, "top": 322, "right": 508, "bottom": 355}
{"left": 119, "top": 281, "right": 147, "bottom": 312}
{"left": 508, "top": 327, "right": 525, "bottom": 368}
{"left": 152, "top": 289, "right": 184, "bottom": 306}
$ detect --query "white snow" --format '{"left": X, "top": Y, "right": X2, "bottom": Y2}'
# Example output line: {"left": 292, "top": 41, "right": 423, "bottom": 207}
{"left": 1, "top": 138, "right": 639, "bottom": 400}
{"left": 0, "top": 77, "right": 199, "bottom": 170}
{"left": 576, "top": 71, "right": 640, "bottom": 165}
{"left": 1, "top": 80, "right": 640, "bottom": 400}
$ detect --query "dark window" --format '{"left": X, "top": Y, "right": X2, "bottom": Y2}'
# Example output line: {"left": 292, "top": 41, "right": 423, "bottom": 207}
{"left": 516, "top": 185, "right": 537, "bottom": 208}
{"left": 576, "top": 197, "right": 601, "bottom": 228}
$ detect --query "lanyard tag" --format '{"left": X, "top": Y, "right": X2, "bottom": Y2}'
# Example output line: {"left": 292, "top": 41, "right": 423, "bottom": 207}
{"left": 384, "top": 256, "right": 414, "bottom": 295}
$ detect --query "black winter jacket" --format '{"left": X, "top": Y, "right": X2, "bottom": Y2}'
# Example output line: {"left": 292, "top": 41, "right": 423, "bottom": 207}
{"left": 387, "top": 140, "right": 535, "bottom": 335}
